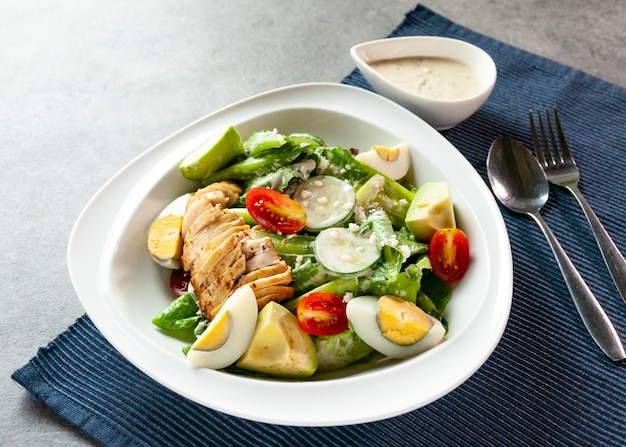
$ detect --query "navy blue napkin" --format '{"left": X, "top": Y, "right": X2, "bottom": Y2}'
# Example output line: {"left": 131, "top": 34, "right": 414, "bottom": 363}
{"left": 13, "top": 4, "right": 626, "bottom": 446}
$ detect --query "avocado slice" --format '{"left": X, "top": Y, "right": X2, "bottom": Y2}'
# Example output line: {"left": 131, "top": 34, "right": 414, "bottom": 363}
{"left": 179, "top": 125, "right": 244, "bottom": 181}
{"left": 405, "top": 182, "right": 456, "bottom": 242}
{"left": 236, "top": 301, "right": 317, "bottom": 378}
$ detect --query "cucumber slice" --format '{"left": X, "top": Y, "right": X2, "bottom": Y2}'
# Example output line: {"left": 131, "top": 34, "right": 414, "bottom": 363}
{"left": 314, "top": 227, "right": 381, "bottom": 277}
{"left": 293, "top": 175, "right": 356, "bottom": 232}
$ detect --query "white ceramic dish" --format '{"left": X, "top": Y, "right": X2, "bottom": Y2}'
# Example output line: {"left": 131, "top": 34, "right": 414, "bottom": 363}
{"left": 68, "top": 82, "right": 512, "bottom": 426}
{"left": 351, "top": 36, "right": 497, "bottom": 130}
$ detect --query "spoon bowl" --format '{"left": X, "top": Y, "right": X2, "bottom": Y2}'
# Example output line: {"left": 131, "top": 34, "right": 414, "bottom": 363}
{"left": 487, "top": 136, "right": 549, "bottom": 214}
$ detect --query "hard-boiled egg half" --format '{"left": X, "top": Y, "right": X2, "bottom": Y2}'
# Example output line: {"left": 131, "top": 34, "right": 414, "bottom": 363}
{"left": 355, "top": 142, "right": 411, "bottom": 180}
{"left": 346, "top": 295, "right": 445, "bottom": 359}
{"left": 187, "top": 284, "right": 258, "bottom": 369}
{"left": 146, "top": 193, "right": 192, "bottom": 269}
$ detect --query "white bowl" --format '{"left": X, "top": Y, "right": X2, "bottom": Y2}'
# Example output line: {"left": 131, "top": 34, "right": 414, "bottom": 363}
{"left": 68, "top": 82, "right": 512, "bottom": 426}
{"left": 350, "top": 36, "right": 497, "bottom": 130}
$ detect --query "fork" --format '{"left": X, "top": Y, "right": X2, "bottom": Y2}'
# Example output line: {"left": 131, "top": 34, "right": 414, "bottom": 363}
{"left": 530, "top": 107, "right": 626, "bottom": 308}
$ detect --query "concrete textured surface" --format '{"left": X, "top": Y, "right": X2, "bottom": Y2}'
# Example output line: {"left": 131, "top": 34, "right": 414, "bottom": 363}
{"left": 1, "top": 1, "right": 624, "bottom": 445}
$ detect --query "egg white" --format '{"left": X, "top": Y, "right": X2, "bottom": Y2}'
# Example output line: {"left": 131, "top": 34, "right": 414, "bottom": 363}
{"left": 149, "top": 193, "right": 192, "bottom": 269}
{"left": 156, "top": 193, "right": 192, "bottom": 219}
{"left": 354, "top": 142, "right": 411, "bottom": 180}
{"left": 346, "top": 295, "right": 445, "bottom": 359}
{"left": 187, "top": 284, "right": 258, "bottom": 369}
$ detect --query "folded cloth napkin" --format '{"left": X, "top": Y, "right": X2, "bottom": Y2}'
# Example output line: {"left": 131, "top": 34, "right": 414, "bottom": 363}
{"left": 13, "top": 4, "right": 626, "bottom": 447}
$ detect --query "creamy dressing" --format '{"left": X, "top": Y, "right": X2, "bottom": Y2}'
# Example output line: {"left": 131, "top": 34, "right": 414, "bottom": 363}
{"left": 370, "top": 56, "right": 483, "bottom": 100}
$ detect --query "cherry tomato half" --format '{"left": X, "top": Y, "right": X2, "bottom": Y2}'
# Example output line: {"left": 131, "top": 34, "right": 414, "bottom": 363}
{"left": 429, "top": 228, "right": 470, "bottom": 283}
{"left": 170, "top": 268, "right": 191, "bottom": 296}
{"left": 245, "top": 187, "right": 306, "bottom": 233}
{"left": 296, "top": 292, "right": 349, "bottom": 336}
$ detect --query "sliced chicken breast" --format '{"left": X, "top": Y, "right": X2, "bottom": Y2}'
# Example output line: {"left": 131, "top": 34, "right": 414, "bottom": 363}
{"left": 180, "top": 182, "right": 295, "bottom": 321}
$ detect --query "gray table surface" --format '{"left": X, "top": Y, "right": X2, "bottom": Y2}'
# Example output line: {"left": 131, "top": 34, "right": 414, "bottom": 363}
{"left": 2, "top": 1, "right": 625, "bottom": 445}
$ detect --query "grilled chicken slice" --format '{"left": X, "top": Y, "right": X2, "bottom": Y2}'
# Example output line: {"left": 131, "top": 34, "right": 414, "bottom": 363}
{"left": 190, "top": 231, "right": 246, "bottom": 287}
{"left": 240, "top": 236, "right": 282, "bottom": 272}
{"left": 255, "top": 286, "right": 297, "bottom": 308}
{"left": 182, "top": 208, "right": 246, "bottom": 272}
{"left": 184, "top": 223, "right": 249, "bottom": 273}
{"left": 237, "top": 261, "right": 294, "bottom": 305}
{"left": 246, "top": 265, "right": 293, "bottom": 293}
{"left": 237, "top": 261, "right": 291, "bottom": 287}
{"left": 193, "top": 244, "right": 247, "bottom": 319}
{"left": 199, "top": 181, "right": 242, "bottom": 205}
{"left": 182, "top": 193, "right": 226, "bottom": 238}
{"left": 182, "top": 181, "right": 242, "bottom": 239}
{"left": 193, "top": 181, "right": 242, "bottom": 208}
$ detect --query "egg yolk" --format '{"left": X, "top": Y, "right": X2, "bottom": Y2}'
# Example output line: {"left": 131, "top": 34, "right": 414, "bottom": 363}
{"left": 147, "top": 214, "right": 183, "bottom": 262}
{"left": 376, "top": 295, "right": 433, "bottom": 346}
{"left": 372, "top": 144, "right": 399, "bottom": 162}
{"left": 193, "top": 311, "right": 231, "bottom": 351}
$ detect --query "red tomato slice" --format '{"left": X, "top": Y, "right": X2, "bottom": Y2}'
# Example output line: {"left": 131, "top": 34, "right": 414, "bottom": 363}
{"left": 296, "top": 292, "right": 349, "bottom": 336}
{"left": 429, "top": 228, "right": 470, "bottom": 283}
{"left": 170, "top": 268, "right": 190, "bottom": 296}
{"left": 245, "top": 187, "right": 306, "bottom": 233}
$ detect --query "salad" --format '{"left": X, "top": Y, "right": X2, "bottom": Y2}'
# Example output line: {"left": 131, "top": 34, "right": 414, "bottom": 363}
{"left": 147, "top": 125, "right": 470, "bottom": 379}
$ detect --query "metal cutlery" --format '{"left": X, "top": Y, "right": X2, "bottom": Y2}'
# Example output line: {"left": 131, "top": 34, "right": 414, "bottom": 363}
{"left": 487, "top": 135, "right": 625, "bottom": 361}
{"left": 530, "top": 108, "right": 626, "bottom": 308}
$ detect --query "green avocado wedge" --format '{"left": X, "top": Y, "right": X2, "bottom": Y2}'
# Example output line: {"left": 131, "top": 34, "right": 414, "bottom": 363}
{"left": 236, "top": 301, "right": 317, "bottom": 378}
{"left": 179, "top": 125, "right": 244, "bottom": 181}
{"left": 405, "top": 181, "right": 456, "bottom": 242}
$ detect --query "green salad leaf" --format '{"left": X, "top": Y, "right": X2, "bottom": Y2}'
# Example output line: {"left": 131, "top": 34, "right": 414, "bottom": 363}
{"left": 314, "top": 328, "right": 374, "bottom": 372}
{"left": 355, "top": 173, "right": 415, "bottom": 228}
{"left": 291, "top": 258, "right": 337, "bottom": 295}
{"left": 152, "top": 292, "right": 204, "bottom": 343}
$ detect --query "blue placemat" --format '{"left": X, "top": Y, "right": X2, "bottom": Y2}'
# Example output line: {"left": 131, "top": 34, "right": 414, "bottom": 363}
{"left": 13, "top": 4, "right": 626, "bottom": 446}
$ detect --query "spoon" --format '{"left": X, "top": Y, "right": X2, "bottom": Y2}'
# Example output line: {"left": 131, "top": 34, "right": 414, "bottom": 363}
{"left": 487, "top": 135, "right": 625, "bottom": 362}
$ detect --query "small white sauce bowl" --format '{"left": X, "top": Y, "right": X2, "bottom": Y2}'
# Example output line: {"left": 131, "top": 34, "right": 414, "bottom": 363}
{"left": 350, "top": 36, "right": 497, "bottom": 130}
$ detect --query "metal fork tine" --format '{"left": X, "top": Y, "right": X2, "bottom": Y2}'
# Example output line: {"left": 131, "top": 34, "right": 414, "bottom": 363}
{"left": 529, "top": 110, "right": 547, "bottom": 167}
{"left": 537, "top": 110, "right": 556, "bottom": 167}
{"left": 552, "top": 107, "right": 575, "bottom": 166}
{"left": 545, "top": 109, "right": 560, "bottom": 163}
